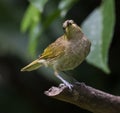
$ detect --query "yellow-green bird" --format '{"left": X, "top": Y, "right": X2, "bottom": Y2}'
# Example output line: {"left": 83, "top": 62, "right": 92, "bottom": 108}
{"left": 21, "top": 20, "right": 91, "bottom": 89}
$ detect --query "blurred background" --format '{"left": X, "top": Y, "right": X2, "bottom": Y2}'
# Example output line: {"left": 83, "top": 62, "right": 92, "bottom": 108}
{"left": 0, "top": 0, "right": 120, "bottom": 113}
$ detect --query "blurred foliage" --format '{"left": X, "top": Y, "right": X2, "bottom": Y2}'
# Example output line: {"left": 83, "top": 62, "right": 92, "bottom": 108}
{"left": 21, "top": 0, "right": 115, "bottom": 73}
{"left": 82, "top": 0, "right": 115, "bottom": 73}
{"left": 21, "top": 4, "right": 41, "bottom": 56}
{"left": 21, "top": 0, "right": 78, "bottom": 56}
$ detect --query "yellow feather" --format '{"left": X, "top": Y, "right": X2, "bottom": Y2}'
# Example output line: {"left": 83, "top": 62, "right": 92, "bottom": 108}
{"left": 40, "top": 36, "right": 65, "bottom": 59}
{"left": 21, "top": 59, "right": 41, "bottom": 71}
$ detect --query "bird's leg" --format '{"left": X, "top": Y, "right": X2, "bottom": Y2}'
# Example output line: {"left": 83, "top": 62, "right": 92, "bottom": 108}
{"left": 54, "top": 71, "right": 73, "bottom": 90}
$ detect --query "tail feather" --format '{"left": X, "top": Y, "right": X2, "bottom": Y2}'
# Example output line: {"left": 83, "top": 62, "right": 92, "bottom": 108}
{"left": 21, "top": 59, "right": 42, "bottom": 72}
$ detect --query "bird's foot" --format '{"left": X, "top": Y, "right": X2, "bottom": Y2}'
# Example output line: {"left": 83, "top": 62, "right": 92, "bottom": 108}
{"left": 62, "top": 80, "right": 73, "bottom": 90}
{"left": 56, "top": 74, "right": 73, "bottom": 90}
{"left": 59, "top": 81, "right": 73, "bottom": 90}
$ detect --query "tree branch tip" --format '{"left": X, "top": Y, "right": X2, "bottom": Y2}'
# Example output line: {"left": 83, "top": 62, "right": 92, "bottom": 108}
{"left": 44, "top": 83, "right": 68, "bottom": 96}
{"left": 44, "top": 82, "right": 86, "bottom": 97}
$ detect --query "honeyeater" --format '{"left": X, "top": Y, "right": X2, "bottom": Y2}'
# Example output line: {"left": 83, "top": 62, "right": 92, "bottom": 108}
{"left": 21, "top": 20, "right": 91, "bottom": 89}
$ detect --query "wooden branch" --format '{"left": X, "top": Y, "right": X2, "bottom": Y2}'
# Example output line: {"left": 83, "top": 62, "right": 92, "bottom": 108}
{"left": 44, "top": 82, "right": 120, "bottom": 113}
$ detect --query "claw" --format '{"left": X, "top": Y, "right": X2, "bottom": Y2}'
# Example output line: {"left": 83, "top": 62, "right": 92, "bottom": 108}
{"left": 62, "top": 80, "right": 73, "bottom": 90}
{"left": 55, "top": 72, "right": 73, "bottom": 90}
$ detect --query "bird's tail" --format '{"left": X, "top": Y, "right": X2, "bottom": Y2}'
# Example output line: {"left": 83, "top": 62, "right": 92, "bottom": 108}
{"left": 21, "top": 59, "right": 42, "bottom": 72}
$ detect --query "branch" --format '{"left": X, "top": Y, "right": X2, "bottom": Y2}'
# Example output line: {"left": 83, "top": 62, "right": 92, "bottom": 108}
{"left": 44, "top": 82, "right": 120, "bottom": 113}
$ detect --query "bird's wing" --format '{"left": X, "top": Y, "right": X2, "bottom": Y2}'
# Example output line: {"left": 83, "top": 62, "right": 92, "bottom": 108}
{"left": 39, "top": 38, "right": 65, "bottom": 59}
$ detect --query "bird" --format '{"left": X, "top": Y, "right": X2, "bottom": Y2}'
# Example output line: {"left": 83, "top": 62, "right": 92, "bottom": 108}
{"left": 21, "top": 20, "right": 91, "bottom": 89}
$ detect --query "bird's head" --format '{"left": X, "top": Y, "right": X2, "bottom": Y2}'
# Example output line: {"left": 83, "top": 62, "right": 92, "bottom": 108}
{"left": 63, "top": 20, "right": 83, "bottom": 39}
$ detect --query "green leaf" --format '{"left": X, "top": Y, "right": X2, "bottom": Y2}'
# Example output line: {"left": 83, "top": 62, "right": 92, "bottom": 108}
{"left": 82, "top": 0, "right": 115, "bottom": 73}
{"left": 101, "top": 0, "right": 115, "bottom": 66}
{"left": 21, "top": 0, "right": 48, "bottom": 56}
{"left": 21, "top": 4, "right": 40, "bottom": 33}
{"left": 29, "top": 0, "right": 48, "bottom": 12}
{"left": 28, "top": 23, "right": 41, "bottom": 57}
{"left": 21, "top": 4, "right": 41, "bottom": 57}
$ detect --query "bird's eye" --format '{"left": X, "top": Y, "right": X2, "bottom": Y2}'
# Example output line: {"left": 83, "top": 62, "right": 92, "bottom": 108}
{"left": 67, "top": 20, "right": 74, "bottom": 26}
{"left": 67, "top": 22, "right": 71, "bottom": 26}
{"left": 68, "top": 20, "right": 74, "bottom": 25}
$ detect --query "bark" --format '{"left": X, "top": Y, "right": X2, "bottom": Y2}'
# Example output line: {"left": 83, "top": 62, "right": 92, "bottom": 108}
{"left": 45, "top": 82, "right": 120, "bottom": 113}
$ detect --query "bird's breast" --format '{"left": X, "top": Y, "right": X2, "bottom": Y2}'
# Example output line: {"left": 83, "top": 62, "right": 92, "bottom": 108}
{"left": 54, "top": 36, "right": 91, "bottom": 71}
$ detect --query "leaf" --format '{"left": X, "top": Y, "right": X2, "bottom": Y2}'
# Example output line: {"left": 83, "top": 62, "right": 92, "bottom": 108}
{"left": 21, "top": 0, "right": 48, "bottom": 56}
{"left": 82, "top": 0, "right": 115, "bottom": 73}
{"left": 29, "top": 0, "right": 48, "bottom": 12}
{"left": 20, "top": 1, "right": 47, "bottom": 57}
{"left": 101, "top": 0, "right": 115, "bottom": 65}
{"left": 21, "top": 4, "right": 40, "bottom": 33}
{"left": 21, "top": 4, "right": 41, "bottom": 57}
{"left": 28, "top": 22, "right": 42, "bottom": 57}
